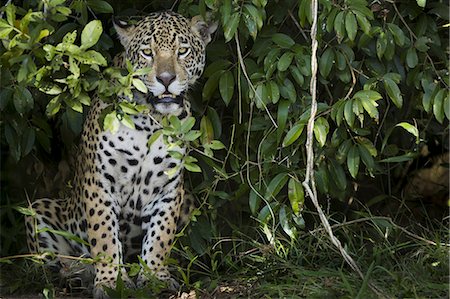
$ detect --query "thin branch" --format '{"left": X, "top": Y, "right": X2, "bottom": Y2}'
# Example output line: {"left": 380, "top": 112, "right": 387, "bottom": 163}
{"left": 287, "top": 10, "right": 308, "bottom": 41}
{"left": 302, "top": 1, "right": 385, "bottom": 297}
{"left": 234, "top": 34, "right": 278, "bottom": 128}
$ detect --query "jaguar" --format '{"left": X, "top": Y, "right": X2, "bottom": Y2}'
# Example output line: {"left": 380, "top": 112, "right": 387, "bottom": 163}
{"left": 25, "top": 10, "right": 217, "bottom": 298}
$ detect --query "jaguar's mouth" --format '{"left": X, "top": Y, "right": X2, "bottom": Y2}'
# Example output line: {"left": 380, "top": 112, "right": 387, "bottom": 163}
{"left": 148, "top": 92, "right": 183, "bottom": 105}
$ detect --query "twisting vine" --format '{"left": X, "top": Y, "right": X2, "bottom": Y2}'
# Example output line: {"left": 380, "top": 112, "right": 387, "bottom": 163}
{"left": 302, "top": 0, "right": 385, "bottom": 297}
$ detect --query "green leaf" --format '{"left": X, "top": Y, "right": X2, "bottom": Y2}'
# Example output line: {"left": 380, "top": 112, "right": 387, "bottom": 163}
{"left": 383, "top": 78, "right": 403, "bottom": 108}
{"left": 202, "top": 71, "right": 222, "bottom": 101}
{"left": 334, "top": 11, "right": 345, "bottom": 41}
{"left": 39, "top": 83, "right": 63, "bottom": 95}
{"left": 279, "top": 205, "right": 296, "bottom": 239}
{"left": 277, "top": 99, "right": 290, "bottom": 142}
{"left": 224, "top": 13, "right": 240, "bottom": 42}
{"left": 200, "top": 115, "right": 214, "bottom": 144}
{"left": 282, "top": 122, "right": 305, "bottom": 147}
{"left": 396, "top": 122, "right": 419, "bottom": 142}
{"left": 272, "top": 33, "right": 295, "bottom": 49}
{"left": 79, "top": 50, "right": 107, "bottom": 66}
{"left": 254, "top": 83, "right": 268, "bottom": 109}
{"left": 243, "top": 12, "right": 257, "bottom": 40}
{"left": 104, "top": 111, "right": 120, "bottom": 134}
{"left": 326, "top": 8, "right": 338, "bottom": 33}
{"left": 444, "top": 93, "right": 450, "bottom": 120}
{"left": 221, "top": 0, "right": 232, "bottom": 27}
{"left": 219, "top": 70, "right": 234, "bottom": 106}
{"left": 265, "top": 173, "right": 288, "bottom": 200}
{"left": 376, "top": 31, "right": 387, "bottom": 60}
{"left": 283, "top": 79, "right": 296, "bottom": 103}
{"left": 132, "top": 78, "right": 148, "bottom": 93}
{"left": 344, "top": 99, "right": 355, "bottom": 127}
{"left": 432, "top": 89, "right": 445, "bottom": 124}
{"left": 357, "top": 144, "right": 375, "bottom": 172}
{"left": 249, "top": 189, "right": 260, "bottom": 215}
{"left": 184, "top": 162, "right": 202, "bottom": 172}
{"left": 353, "top": 90, "right": 383, "bottom": 102}
{"left": 147, "top": 130, "right": 163, "bottom": 148}
{"left": 268, "top": 81, "right": 280, "bottom": 104}
{"left": 120, "top": 114, "right": 135, "bottom": 130}
{"left": 207, "top": 107, "right": 222, "bottom": 139}
{"left": 277, "top": 52, "right": 294, "bottom": 72}
{"left": 354, "top": 11, "right": 370, "bottom": 35}
{"left": 421, "top": 80, "right": 436, "bottom": 113}
{"left": 46, "top": 96, "right": 61, "bottom": 116}
{"left": 169, "top": 115, "right": 181, "bottom": 131}
{"left": 298, "top": 0, "right": 312, "bottom": 26}
{"left": 313, "top": 117, "right": 329, "bottom": 147}
{"left": 21, "top": 127, "right": 35, "bottom": 156}
{"left": 328, "top": 160, "right": 347, "bottom": 190}
{"left": 209, "top": 140, "right": 225, "bottom": 150}
{"left": 0, "top": 27, "right": 14, "bottom": 39}
{"left": 86, "top": 0, "right": 114, "bottom": 13}
{"left": 347, "top": 145, "right": 360, "bottom": 178}
{"left": 0, "top": 88, "right": 13, "bottom": 110}
{"left": 345, "top": 12, "right": 357, "bottom": 41}
{"left": 13, "top": 86, "right": 33, "bottom": 114}
{"left": 288, "top": 178, "right": 304, "bottom": 216}
{"left": 38, "top": 227, "right": 90, "bottom": 246}
{"left": 6, "top": 4, "right": 16, "bottom": 26}
{"left": 380, "top": 152, "right": 417, "bottom": 163}
{"left": 14, "top": 206, "right": 36, "bottom": 217}
{"left": 415, "top": 37, "right": 430, "bottom": 52}
{"left": 290, "top": 66, "right": 304, "bottom": 86}
{"left": 387, "top": 23, "right": 405, "bottom": 46}
{"left": 184, "top": 130, "right": 202, "bottom": 141}
{"left": 319, "top": 48, "right": 334, "bottom": 78}
{"left": 406, "top": 48, "right": 418, "bottom": 68}
{"left": 81, "top": 20, "right": 103, "bottom": 49}
{"left": 359, "top": 97, "right": 379, "bottom": 121}
{"left": 416, "top": 0, "right": 426, "bottom": 8}
{"left": 181, "top": 117, "right": 196, "bottom": 134}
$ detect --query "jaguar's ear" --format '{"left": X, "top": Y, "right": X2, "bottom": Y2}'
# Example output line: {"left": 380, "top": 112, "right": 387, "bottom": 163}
{"left": 112, "top": 16, "right": 136, "bottom": 46}
{"left": 190, "top": 15, "right": 218, "bottom": 45}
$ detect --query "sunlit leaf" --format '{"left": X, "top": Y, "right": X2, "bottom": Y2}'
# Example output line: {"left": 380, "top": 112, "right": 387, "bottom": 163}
{"left": 81, "top": 20, "right": 103, "bottom": 49}
{"left": 384, "top": 78, "right": 403, "bottom": 108}
{"left": 288, "top": 178, "right": 304, "bottom": 216}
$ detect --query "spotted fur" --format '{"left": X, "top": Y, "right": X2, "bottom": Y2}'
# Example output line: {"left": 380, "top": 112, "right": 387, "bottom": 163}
{"left": 25, "top": 11, "right": 216, "bottom": 298}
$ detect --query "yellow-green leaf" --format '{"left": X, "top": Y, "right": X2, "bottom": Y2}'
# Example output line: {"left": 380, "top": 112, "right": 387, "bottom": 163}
{"left": 288, "top": 178, "right": 304, "bottom": 216}
{"left": 433, "top": 89, "right": 445, "bottom": 124}
{"left": 313, "top": 117, "right": 329, "bottom": 147}
{"left": 282, "top": 122, "right": 305, "bottom": 147}
{"left": 132, "top": 78, "right": 148, "bottom": 93}
{"left": 81, "top": 20, "right": 103, "bottom": 49}
{"left": 384, "top": 78, "right": 403, "bottom": 108}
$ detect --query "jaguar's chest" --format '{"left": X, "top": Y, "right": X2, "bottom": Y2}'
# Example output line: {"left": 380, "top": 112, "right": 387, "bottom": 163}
{"left": 87, "top": 113, "right": 183, "bottom": 207}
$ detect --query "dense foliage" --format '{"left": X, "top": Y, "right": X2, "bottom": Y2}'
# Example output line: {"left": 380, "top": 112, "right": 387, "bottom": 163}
{"left": 0, "top": 0, "right": 448, "bottom": 296}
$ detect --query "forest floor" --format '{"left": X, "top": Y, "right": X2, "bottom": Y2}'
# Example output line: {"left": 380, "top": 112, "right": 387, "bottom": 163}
{"left": 1, "top": 203, "right": 448, "bottom": 299}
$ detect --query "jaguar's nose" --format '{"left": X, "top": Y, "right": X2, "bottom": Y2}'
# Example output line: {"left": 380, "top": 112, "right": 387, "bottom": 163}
{"left": 156, "top": 72, "right": 176, "bottom": 88}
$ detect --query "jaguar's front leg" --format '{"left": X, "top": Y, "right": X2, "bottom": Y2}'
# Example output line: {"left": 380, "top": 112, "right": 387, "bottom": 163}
{"left": 85, "top": 186, "right": 133, "bottom": 298}
{"left": 137, "top": 183, "right": 184, "bottom": 290}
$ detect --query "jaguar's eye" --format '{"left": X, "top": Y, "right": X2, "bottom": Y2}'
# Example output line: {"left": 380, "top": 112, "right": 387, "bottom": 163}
{"left": 178, "top": 47, "right": 190, "bottom": 57}
{"left": 141, "top": 48, "right": 153, "bottom": 59}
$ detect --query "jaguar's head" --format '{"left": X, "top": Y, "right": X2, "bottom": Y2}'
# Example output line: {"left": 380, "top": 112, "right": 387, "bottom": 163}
{"left": 113, "top": 11, "right": 217, "bottom": 115}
